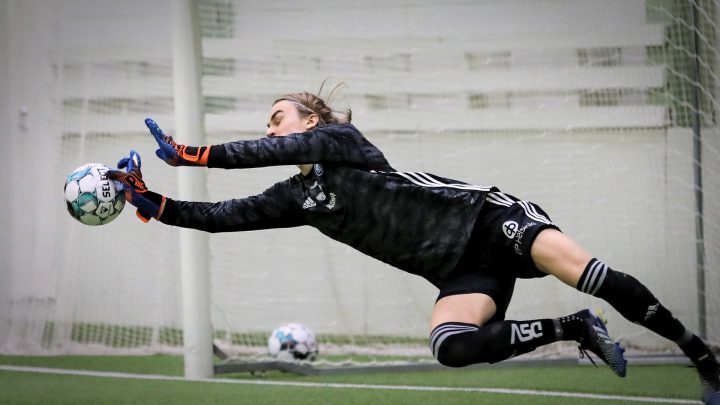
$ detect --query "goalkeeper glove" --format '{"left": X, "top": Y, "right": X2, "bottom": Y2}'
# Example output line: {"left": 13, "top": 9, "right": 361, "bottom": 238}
{"left": 146, "top": 118, "right": 211, "bottom": 166}
{"left": 107, "top": 150, "right": 167, "bottom": 223}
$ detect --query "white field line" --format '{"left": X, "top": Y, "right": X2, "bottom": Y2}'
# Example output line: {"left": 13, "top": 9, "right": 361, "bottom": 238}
{"left": 0, "top": 365, "right": 700, "bottom": 404}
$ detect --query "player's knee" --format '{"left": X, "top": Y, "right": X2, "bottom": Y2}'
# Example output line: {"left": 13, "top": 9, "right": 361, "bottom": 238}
{"left": 434, "top": 341, "right": 475, "bottom": 367}
{"left": 431, "top": 322, "right": 502, "bottom": 367}
{"left": 431, "top": 322, "right": 479, "bottom": 367}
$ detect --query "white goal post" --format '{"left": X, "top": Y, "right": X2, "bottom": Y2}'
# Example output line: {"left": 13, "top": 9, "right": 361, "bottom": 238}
{"left": 172, "top": 0, "right": 213, "bottom": 379}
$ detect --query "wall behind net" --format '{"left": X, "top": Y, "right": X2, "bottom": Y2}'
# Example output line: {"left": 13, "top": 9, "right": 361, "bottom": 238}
{"left": 0, "top": 0, "right": 717, "bottom": 358}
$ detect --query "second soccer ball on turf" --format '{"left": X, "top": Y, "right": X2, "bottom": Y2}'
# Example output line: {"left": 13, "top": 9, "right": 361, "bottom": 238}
{"left": 268, "top": 323, "right": 319, "bottom": 361}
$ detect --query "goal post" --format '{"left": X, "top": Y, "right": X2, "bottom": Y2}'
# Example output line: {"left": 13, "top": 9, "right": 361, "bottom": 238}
{"left": 171, "top": 0, "right": 213, "bottom": 379}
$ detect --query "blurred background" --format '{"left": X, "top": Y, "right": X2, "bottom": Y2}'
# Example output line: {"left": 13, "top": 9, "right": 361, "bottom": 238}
{"left": 0, "top": 0, "right": 718, "bottom": 363}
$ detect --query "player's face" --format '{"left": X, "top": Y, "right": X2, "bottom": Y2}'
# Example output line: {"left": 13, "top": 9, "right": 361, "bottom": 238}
{"left": 266, "top": 100, "right": 318, "bottom": 137}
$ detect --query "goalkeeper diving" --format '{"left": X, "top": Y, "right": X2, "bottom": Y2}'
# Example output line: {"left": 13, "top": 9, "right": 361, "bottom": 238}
{"left": 108, "top": 90, "right": 719, "bottom": 405}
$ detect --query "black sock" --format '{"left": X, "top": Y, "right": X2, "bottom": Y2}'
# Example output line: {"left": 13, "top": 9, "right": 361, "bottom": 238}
{"left": 431, "top": 319, "right": 561, "bottom": 367}
{"left": 577, "top": 258, "right": 686, "bottom": 341}
{"left": 680, "top": 334, "right": 716, "bottom": 363}
{"left": 557, "top": 312, "right": 586, "bottom": 342}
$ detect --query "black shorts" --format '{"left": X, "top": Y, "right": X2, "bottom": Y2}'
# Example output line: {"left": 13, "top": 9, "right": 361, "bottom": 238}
{"left": 436, "top": 192, "right": 560, "bottom": 322}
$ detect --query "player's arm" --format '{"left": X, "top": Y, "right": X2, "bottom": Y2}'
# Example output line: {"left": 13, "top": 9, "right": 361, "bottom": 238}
{"left": 207, "top": 123, "right": 376, "bottom": 169}
{"left": 159, "top": 181, "right": 306, "bottom": 233}
{"left": 109, "top": 150, "right": 305, "bottom": 229}
{"left": 147, "top": 118, "right": 382, "bottom": 169}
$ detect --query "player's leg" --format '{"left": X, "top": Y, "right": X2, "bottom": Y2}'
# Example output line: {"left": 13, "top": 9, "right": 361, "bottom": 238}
{"left": 478, "top": 192, "right": 627, "bottom": 375}
{"left": 429, "top": 292, "right": 497, "bottom": 329}
{"left": 429, "top": 291, "right": 627, "bottom": 370}
{"left": 429, "top": 268, "right": 616, "bottom": 370}
{"left": 428, "top": 193, "right": 624, "bottom": 371}
{"left": 531, "top": 228, "right": 719, "bottom": 401}
{"left": 430, "top": 291, "right": 565, "bottom": 367}
{"left": 532, "top": 229, "right": 686, "bottom": 337}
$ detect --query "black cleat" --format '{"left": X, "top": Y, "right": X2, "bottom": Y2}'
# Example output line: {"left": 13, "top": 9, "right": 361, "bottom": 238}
{"left": 704, "top": 390, "right": 720, "bottom": 405}
{"left": 576, "top": 309, "right": 627, "bottom": 377}
{"left": 695, "top": 352, "right": 720, "bottom": 405}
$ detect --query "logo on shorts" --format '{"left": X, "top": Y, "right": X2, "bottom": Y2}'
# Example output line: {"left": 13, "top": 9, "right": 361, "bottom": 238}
{"left": 314, "top": 164, "right": 324, "bottom": 176}
{"left": 502, "top": 221, "right": 519, "bottom": 238}
{"left": 503, "top": 221, "right": 538, "bottom": 256}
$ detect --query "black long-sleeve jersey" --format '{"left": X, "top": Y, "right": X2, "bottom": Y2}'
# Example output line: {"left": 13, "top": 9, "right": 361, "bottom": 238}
{"left": 159, "top": 123, "right": 498, "bottom": 282}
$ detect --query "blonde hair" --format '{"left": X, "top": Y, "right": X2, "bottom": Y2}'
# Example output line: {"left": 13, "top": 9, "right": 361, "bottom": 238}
{"left": 273, "top": 81, "right": 351, "bottom": 126}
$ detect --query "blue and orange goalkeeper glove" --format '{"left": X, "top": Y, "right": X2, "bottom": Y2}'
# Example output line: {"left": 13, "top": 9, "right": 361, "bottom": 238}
{"left": 107, "top": 150, "right": 167, "bottom": 223}
{"left": 146, "top": 118, "right": 211, "bottom": 166}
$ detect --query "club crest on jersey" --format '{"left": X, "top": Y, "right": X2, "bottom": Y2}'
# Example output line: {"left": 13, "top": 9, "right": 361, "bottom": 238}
{"left": 302, "top": 180, "right": 338, "bottom": 211}
{"left": 314, "top": 164, "right": 324, "bottom": 176}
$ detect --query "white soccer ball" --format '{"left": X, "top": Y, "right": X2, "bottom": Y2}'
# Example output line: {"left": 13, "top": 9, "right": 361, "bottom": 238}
{"left": 64, "top": 163, "right": 125, "bottom": 226}
{"left": 268, "top": 323, "right": 319, "bottom": 361}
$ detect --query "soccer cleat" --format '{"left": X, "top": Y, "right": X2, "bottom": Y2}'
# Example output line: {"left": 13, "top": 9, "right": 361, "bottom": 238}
{"left": 704, "top": 390, "right": 720, "bottom": 405}
{"left": 576, "top": 309, "right": 627, "bottom": 377}
{"left": 694, "top": 352, "right": 720, "bottom": 405}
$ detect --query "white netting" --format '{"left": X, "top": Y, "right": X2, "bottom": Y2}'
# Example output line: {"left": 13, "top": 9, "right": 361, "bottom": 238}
{"left": 0, "top": 0, "right": 718, "bottom": 360}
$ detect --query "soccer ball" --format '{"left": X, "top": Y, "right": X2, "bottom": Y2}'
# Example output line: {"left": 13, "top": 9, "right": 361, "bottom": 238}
{"left": 64, "top": 163, "right": 125, "bottom": 225}
{"left": 268, "top": 323, "right": 319, "bottom": 361}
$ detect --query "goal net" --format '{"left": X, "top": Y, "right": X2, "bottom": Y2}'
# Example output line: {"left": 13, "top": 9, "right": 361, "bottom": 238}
{"left": 1, "top": 0, "right": 718, "bottom": 364}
